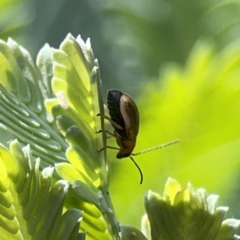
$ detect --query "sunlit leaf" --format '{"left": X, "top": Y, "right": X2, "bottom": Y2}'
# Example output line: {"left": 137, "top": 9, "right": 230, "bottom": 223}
{"left": 0, "top": 141, "right": 85, "bottom": 239}
{"left": 50, "top": 34, "right": 120, "bottom": 240}
{"left": 144, "top": 178, "right": 240, "bottom": 240}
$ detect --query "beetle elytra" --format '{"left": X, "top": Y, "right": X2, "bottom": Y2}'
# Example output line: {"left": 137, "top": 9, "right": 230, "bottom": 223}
{"left": 97, "top": 90, "right": 180, "bottom": 184}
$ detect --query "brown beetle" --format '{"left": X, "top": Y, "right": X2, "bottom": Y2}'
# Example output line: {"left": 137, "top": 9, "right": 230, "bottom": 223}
{"left": 98, "top": 90, "right": 179, "bottom": 184}
{"left": 107, "top": 90, "right": 139, "bottom": 158}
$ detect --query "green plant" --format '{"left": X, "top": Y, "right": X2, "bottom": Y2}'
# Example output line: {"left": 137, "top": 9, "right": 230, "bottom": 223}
{"left": 0, "top": 35, "right": 239, "bottom": 240}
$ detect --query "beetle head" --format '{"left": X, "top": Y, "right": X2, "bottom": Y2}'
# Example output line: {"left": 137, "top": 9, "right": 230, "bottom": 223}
{"left": 116, "top": 138, "right": 136, "bottom": 159}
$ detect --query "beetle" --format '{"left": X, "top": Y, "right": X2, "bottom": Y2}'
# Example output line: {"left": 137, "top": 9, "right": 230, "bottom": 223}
{"left": 97, "top": 90, "right": 179, "bottom": 184}
{"left": 106, "top": 90, "right": 139, "bottom": 158}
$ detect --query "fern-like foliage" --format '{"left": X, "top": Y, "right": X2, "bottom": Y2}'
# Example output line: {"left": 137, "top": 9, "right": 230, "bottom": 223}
{"left": 0, "top": 38, "right": 67, "bottom": 167}
{"left": 48, "top": 34, "right": 121, "bottom": 240}
{"left": 143, "top": 178, "right": 240, "bottom": 240}
{"left": 0, "top": 141, "right": 84, "bottom": 239}
{"left": 0, "top": 34, "right": 121, "bottom": 240}
{"left": 0, "top": 34, "right": 240, "bottom": 240}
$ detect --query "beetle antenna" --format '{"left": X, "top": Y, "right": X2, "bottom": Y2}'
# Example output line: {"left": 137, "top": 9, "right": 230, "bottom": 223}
{"left": 131, "top": 139, "right": 180, "bottom": 156}
{"left": 129, "top": 156, "right": 143, "bottom": 184}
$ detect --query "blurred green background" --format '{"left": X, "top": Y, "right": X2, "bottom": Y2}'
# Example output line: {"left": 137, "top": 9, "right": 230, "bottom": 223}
{"left": 2, "top": 0, "right": 240, "bottom": 229}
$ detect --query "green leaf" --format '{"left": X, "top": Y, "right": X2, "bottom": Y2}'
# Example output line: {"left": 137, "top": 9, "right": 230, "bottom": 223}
{"left": 0, "top": 141, "right": 85, "bottom": 240}
{"left": 0, "top": 35, "right": 125, "bottom": 240}
{"left": 0, "top": 39, "right": 68, "bottom": 166}
{"left": 121, "top": 225, "right": 148, "bottom": 240}
{"left": 50, "top": 34, "right": 120, "bottom": 240}
{"left": 36, "top": 43, "right": 54, "bottom": 98}
{"left": 144, "top": 178, "right": 240, "bottom": 240}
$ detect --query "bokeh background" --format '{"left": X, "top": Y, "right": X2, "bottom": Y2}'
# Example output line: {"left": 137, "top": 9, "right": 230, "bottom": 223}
{"left": 2, "top": 0, "right": 240, "bottom": 229}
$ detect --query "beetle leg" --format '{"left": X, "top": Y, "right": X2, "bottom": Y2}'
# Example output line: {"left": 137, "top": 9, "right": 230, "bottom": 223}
{"left": 96, "top": 113, "right": 112, "bottom": 122}
{"left": 98, "top": 145, "right": 120, "bottom": 152}
{"left": 97, "top": 113, "right": 124, "bottom": 130}
{"left": 96, "top": 129, "right": 116, "bottom": 139}
{"left": 96, "top": 129, "right": 115, "bottom": 136}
